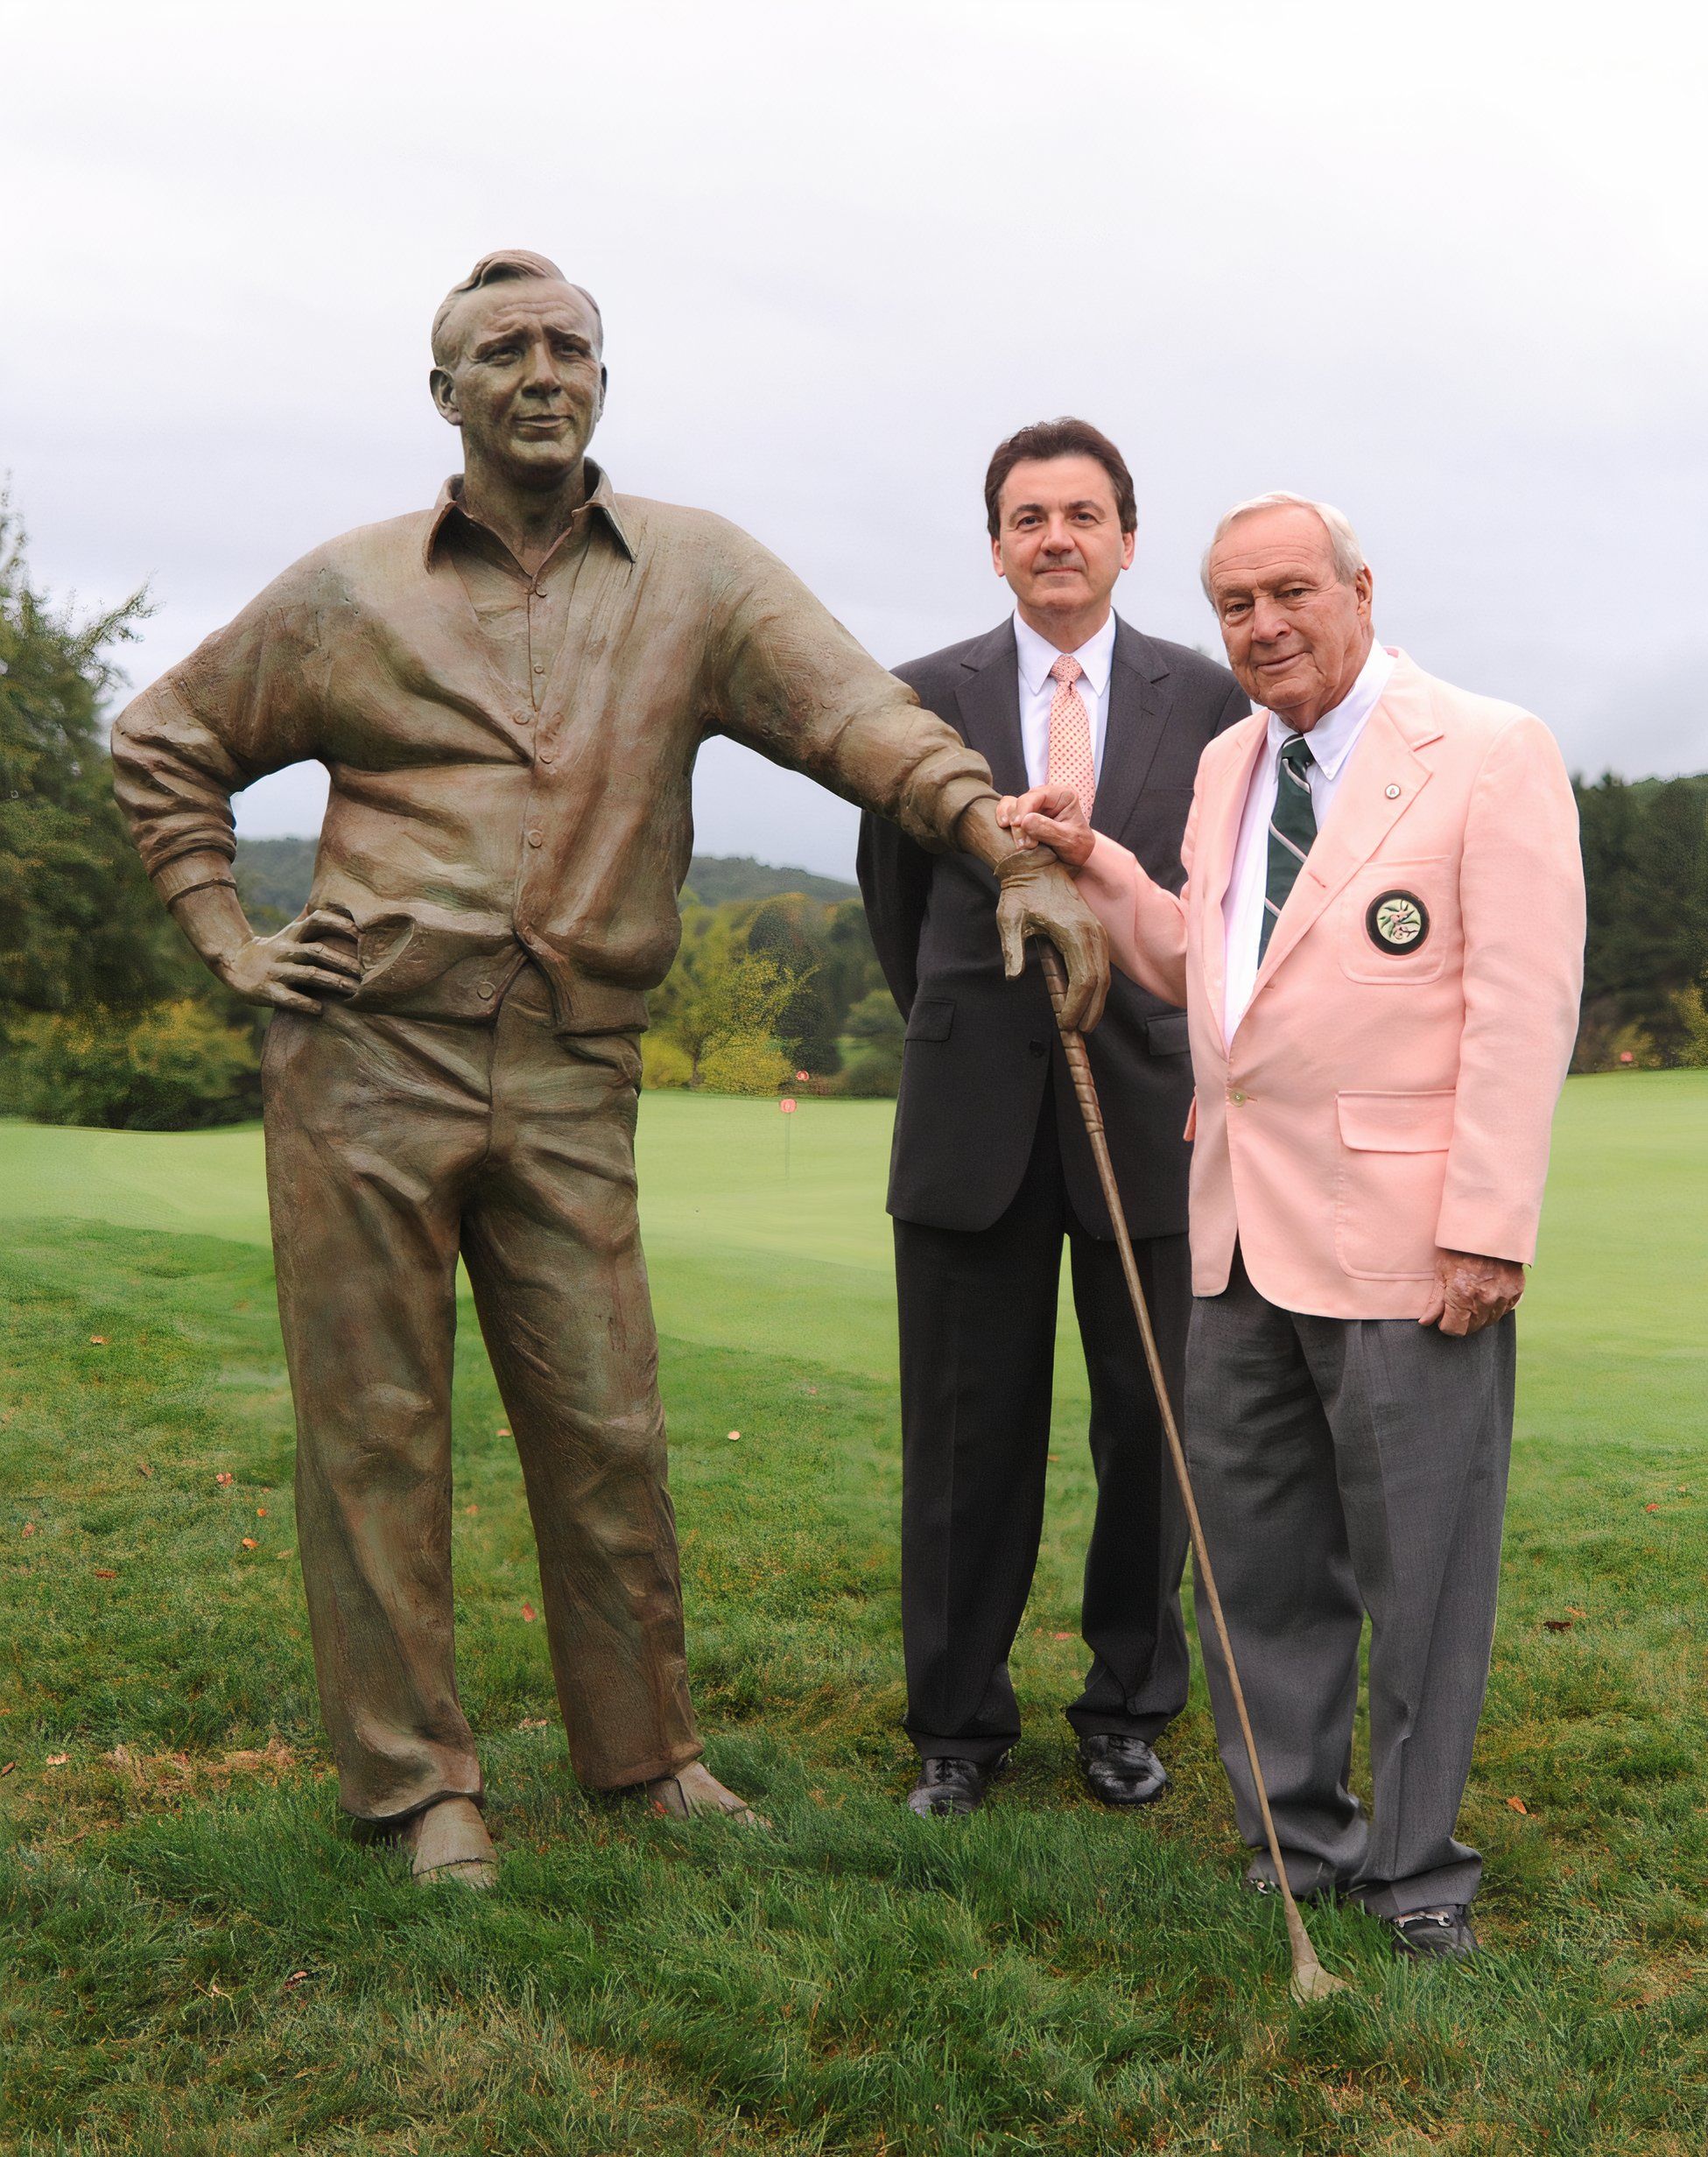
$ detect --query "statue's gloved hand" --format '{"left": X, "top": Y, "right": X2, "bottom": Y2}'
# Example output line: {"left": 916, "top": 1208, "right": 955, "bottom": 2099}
{"left": 995, "top": 850, "right": 1109, "bottom": 1033}
{"left": 218, "top": 905, "right": 362, "bottom": 1015}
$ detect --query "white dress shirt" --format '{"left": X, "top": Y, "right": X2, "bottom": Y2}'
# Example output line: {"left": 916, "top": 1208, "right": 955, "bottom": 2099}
{"left": 1221, "top": 640, "right": 1397, "bottom": 1041}
{"left": 1015, "top": 608, "right": 1117, "bottom": 794}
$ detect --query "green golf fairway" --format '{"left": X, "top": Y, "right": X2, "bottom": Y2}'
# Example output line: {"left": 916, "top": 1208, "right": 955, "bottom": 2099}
{"left": 4, "top": 1068, "right": 1698, "bottom": 1395}
{"left": 2, "top": 1072, "right": 1704, "bottom": 2154}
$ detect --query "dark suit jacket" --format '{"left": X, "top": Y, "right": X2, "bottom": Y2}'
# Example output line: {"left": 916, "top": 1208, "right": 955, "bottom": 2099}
{"left": 858, "top": 616, "right": 1247, "bottom": 1240}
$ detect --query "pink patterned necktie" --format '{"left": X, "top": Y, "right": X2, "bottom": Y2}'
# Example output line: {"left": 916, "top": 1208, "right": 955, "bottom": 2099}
{"left": 1047, "top": 654, "right": 1096, "bottom": 818}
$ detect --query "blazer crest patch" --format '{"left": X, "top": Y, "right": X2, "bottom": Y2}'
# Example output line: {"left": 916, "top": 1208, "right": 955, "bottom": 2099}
{"left": 1366, "top": 889, "right": 1430, "bottom": 953}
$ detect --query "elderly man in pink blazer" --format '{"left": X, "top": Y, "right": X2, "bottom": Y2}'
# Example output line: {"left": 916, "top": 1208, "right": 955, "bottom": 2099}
{"left": 1001, "top": 492, "right": 1585, "bottom": 1961}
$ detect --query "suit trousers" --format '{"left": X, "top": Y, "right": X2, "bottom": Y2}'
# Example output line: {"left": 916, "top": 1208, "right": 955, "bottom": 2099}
{"left": 1184, "top": 1247, "right": 1515, "bottom": 1915}
{"left": 896, "top": 1076, "right": 1191, "bottom": 1764}
{"left": 261, "top": 966, "right": 700, "bottom": 1823}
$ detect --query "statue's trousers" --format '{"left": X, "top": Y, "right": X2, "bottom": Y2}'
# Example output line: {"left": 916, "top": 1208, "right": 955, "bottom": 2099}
{"left": 261, "top": 966, "right": 700, "bottom": 1821}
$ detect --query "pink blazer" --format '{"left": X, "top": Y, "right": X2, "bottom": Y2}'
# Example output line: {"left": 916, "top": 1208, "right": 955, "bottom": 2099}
{"left": 1077, "top": 652, "right": 1585, "bottom": 1318}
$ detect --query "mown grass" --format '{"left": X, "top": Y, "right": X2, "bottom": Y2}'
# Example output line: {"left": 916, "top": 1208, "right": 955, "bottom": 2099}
{"left": 2, "top": 1075, "right": 1706, "bottom": 2153}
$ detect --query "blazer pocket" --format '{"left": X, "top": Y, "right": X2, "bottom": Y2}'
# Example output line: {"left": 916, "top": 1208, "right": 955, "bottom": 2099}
{"left": 905, "top": 999, "right": 954, "bottom": 1043}
{"left": 1142, "top": 1012, "right": 1191, "bottom": 1057}
{"left": 1334, "top": 1089, "right": 1456, "bottom": 1279}
{"left": 1339, "top": 861, "right": 1451, "bottom": 986}
{"left": 1337, "top": 1089, "right": 1457, "bottom": 1152}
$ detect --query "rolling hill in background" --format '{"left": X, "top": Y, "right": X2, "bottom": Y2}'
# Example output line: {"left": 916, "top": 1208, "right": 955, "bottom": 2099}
{"left": 233, "top": 837, "right": 857, "bottom": 919}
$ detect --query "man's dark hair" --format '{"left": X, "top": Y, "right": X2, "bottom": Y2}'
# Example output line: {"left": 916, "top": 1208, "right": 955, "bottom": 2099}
{"left": 983, "top": 418, "right": 1136, "bottom": 537}
{"left": 431, "top": 249, "right": 603, "bottom": 367}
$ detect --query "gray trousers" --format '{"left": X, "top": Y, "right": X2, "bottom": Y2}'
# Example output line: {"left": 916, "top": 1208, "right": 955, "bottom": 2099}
{"left": 1185, "top": 1248, "right": 1515, "bottom": 1915}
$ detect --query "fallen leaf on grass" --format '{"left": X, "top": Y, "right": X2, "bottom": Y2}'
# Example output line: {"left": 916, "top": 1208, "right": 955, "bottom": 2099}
{"left": 21, "top": 1524, "right": 35, "bottom": 1537}
{"left": 215, "top": 1472, "right": 234, "bottom": 1488}
{"left": 94, "top": 1568, "right": 117, "bottom": 1579}
{"left": 496, "top": 1427, "right": 511, "bottom": 1437}
{"left": 1645, "top": 1503, "right": 1660, "bottom": 1514}
{"left": 1052, "top": 1632, "right": 1073, "bottom": 1641}
{"left": 89, "top": 1336, "right": 107, "bottom": 1345}
{"left": 241, "top": 1538, "right": 258, "bottom": 1551}
{"left": 521, "top": 1601, "right": 537, "bottom": 1623}
{"left": 1, "top": 1763, "right": 13, "bottom": 1777}
{"left": 46, "top": 1753, "right": 68, "bottom": 1768}
{"left": 727, "top": 1430, "right": 741, "bottom": 1442}
{"left": 283, "top": 1970, "right": 311, "bottom": 1990}
{"left": 1506, "top": 1796, "right": 1529, "bottom": 1815}
{"left": 256, "top": 1507, "right": 267, "bottom": 1518}
{"left": 517, "top": 1717, "right": 549, "bottom": 1731}
{"left": 464, "top": 1504, "right": 479, "bottom": 1516}
{"left": 1567, "top": 1605, "right": 1585, "bottom": 1619}
{"left": 137, "top": 1462, "right": 154, "bottom": 1479}
{"left": 1543, "top": 1618, "right": 1574, "bottom": 1633}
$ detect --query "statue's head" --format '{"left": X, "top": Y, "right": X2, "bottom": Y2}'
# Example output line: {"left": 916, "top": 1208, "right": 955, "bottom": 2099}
{"left": 430, "top": 250, "right": 606, "bottom": 487}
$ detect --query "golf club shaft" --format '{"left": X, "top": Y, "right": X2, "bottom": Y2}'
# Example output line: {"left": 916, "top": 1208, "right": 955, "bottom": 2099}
{"left": 1036, "top": 942, "right": 1336, "bottom": 1997}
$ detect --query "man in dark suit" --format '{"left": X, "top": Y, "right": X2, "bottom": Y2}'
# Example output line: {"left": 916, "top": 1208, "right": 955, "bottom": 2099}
{"left": 858, "top": 418, "right": 1247, "bottom": 1817}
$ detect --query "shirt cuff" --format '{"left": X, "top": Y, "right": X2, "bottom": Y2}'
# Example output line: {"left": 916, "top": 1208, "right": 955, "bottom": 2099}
{"left": 153, "top": 851, "right": 240, "bottom": 905}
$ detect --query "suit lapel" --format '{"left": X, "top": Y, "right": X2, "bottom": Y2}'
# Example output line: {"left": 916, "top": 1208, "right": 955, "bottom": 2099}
{"left": 1253, "top": 662, "right": 1443, "bottom": 990}
{"left": 953, "top": 621, "right": 1028, "bottom": 797}
{"left": 1091, "top": 619, "right": 1170, "bottom": 837}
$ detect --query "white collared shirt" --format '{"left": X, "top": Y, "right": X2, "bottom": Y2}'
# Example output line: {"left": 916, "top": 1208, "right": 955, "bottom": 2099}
{"left": 1015, "top": 608, "right": 1117, "bottom": 794}
{"left": 1221, "top": 640, "right": 1397, "bottom": 1041}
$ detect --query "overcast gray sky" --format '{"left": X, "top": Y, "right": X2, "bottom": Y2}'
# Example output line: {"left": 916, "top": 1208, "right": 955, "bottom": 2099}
{"left": 5, "top": 0, "right": 1704, "bottom": 878}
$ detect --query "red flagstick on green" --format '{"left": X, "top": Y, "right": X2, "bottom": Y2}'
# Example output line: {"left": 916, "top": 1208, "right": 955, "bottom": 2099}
{"left": 779, "top": 1094, "right": 797, "bottom": 1179}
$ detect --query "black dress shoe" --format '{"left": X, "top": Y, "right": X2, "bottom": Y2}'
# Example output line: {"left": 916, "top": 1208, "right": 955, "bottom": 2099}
{"left": 1388, "top": 1905, "right": 1479, "bottom": 1961}
{"left": 1076, "top": 1733, "right": 1169, "bottom": 1808}
{"left": 907, "top": 1753, "right": 1009, "bottom": 1817}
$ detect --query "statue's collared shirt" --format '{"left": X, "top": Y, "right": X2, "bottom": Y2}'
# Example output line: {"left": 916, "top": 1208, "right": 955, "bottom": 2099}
{"left": 112, "top": 465, "right": 998, "bottom": 1033}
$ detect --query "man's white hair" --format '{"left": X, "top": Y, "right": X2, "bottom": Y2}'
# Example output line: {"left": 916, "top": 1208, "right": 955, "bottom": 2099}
{"left": 1199, "top": 491, "right": 1367, "bottom": 601}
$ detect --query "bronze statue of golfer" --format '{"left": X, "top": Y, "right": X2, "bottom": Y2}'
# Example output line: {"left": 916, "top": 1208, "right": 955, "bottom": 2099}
{"left": 111, "top": 249, "right": 1108, "bottom": 1884}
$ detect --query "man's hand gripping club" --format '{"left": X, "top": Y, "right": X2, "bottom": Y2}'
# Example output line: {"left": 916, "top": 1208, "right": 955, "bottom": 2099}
{"left": 956, "top": 795, "right": 1108, "bottom": 1032}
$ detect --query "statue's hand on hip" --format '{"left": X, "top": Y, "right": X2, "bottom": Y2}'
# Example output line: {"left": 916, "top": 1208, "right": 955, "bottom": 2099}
{"left": 219, "top": 906, "right": 362, "bottom": 1015}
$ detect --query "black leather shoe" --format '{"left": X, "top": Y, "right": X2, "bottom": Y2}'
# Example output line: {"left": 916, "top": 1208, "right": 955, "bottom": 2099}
{"left": 1077, "top": 1733, "right": 1169, "bottom": 1808}
{"left": 907, "top": 1753, "right": 1009, "bottom": 1817}
{"left": 1388, "top": 1905, "right": 1479, "bottom": 1961}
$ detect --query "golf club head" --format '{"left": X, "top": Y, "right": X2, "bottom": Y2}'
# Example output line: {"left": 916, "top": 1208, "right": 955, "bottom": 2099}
{"left": 1290, "top": 1960, "right": 1352, "bottom": 2005}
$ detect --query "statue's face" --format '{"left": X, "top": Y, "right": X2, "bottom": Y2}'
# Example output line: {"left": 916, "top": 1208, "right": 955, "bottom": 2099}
{"left": 431, "top": 282, "right": 605, "bottom": 484}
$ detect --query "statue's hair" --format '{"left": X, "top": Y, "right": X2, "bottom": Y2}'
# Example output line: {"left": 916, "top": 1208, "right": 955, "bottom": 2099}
{"left": 1200, "top": 491, "right": 1366, "bottom": 601}
{"left": 431, "top": 249, "right": 602, "bottom": 366}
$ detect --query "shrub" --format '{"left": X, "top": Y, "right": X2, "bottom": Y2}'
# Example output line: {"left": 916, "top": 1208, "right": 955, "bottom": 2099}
{"left": 1, "top": 1001, "right": 258, "bottom": 1128}
{"left": 697, "top": 1031, "right": 791, "bottom": 1096}
{"left": 639, "top": 1033, "right": 694, "bottom": 1090}
{"left": 833, "top": 989, "right": 903, "bottom": 1097}
{"left": 1672, "top": 982, "right": 1708, "bottom": 1068}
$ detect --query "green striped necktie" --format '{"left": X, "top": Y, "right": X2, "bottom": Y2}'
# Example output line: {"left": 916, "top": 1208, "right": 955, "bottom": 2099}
{"left": 1259, "top": 732, "right": 1317, "bottom": 962}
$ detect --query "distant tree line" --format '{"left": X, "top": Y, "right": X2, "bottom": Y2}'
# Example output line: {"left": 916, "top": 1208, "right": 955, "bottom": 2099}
{"left": 1571, "top": 773, "right": 1708, "bottom": 1070}
{"left": 1, "top": 502, "right": 1703, "bottom": 1124}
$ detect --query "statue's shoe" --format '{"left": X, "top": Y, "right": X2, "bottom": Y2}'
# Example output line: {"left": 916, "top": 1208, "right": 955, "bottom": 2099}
{"left": 403, "top": 1795, "right": 498, "bottom": 1888}
{"left": 636, "top": 1761, "right": 769, "bottom": 1828}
